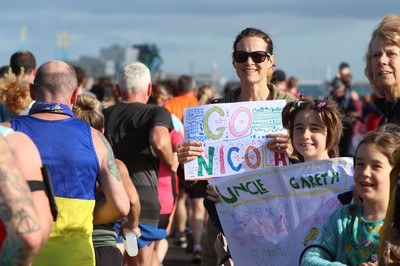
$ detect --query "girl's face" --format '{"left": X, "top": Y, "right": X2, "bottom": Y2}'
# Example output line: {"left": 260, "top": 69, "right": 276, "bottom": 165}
{"left": 293, "top": 110, "right": 329, "bottom": 162}
{"left": 354, "top": 143, "right": 391, "bottom": 205}
{"left": 371, "top": 36, "right": 400, "bottom": 101}
{"left": 233, "top": 36, "right": 274, "bottom": 86}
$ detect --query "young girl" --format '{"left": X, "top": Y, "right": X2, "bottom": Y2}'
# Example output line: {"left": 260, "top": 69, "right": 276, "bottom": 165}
{"left": 280, "top": 95, "right": 343, "bottom": 162}
{"left": 300, "top": 124, "right": 400, "bottom": 265}
{"left": 206, "top": 96, "right": 345, "bottom": 200}
{"left": 206, "top": 96, "right": 346, "bottom": 265}
{"left": 378, "top": 141, "right": 400, "bottom": 264}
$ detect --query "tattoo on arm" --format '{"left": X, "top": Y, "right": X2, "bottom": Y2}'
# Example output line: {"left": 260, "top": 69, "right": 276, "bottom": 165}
{"left": 97, "top": 132, "right": 121, "bottom": 182}
{"left": 0, "top": 138, "right": 40, "bottom": 265}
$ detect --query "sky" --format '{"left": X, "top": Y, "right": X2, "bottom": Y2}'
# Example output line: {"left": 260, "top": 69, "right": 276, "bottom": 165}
{"left": 0, "top": 0, "right": 398, "bottom": 83}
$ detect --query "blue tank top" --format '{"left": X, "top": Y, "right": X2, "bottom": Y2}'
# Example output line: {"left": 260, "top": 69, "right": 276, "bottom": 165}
{"left": 12, "top": 115, "right": 99, "bottom": 199}
{"left": 12, "top": 115, "right": 100, "bottom": 265}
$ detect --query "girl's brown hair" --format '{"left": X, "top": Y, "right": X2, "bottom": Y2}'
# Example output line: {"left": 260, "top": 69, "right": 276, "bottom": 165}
{"left": 281, "top": 96, "right": 344, "bottom": 162}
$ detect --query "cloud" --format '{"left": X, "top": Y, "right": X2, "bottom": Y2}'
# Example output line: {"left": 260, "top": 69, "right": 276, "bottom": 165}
{"left": 0, "top": 0, "right": 396, "bottom": 82}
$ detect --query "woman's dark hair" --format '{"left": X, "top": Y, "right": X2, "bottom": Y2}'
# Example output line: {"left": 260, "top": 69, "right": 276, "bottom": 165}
{"left": 233, "top": 27, "right": 274, "bottom": 56}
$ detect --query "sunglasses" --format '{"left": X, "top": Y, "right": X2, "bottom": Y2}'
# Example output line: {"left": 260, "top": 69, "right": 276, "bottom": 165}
{"left": 232, "top": 51, "right": 271, "bottom": 63}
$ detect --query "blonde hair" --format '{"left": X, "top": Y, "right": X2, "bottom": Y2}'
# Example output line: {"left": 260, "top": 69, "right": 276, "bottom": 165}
{"left": 72, "top": 94, "right": 104, "bottom": 131}
{"left": 0, "top": 69, "right": 32, "bottom": 114}
{"left": 151, "top": 83, "right": 169, "bottom": 106}
{"left": 365, "top": 14, "right": 400, "bottom": 94}
{"left": 197, "top": 84, "right": 216, "bottom": 105}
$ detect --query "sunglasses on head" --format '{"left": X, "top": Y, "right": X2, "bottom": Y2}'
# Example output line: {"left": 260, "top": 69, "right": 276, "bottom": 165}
{"left": 232, "top": 51, "right": 271, "bottom": 63}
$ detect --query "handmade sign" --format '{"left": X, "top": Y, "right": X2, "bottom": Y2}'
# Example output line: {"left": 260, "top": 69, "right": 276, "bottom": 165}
{"left": 183, "top": 100, "right": 287, "bottom": 180}
{"left": 209, "top": 157, "right": 354, "bottom": 266}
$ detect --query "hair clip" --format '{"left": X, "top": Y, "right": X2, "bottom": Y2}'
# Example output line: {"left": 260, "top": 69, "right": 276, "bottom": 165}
{"left": 316, "top": 101, "right": 326, "bottom": 112}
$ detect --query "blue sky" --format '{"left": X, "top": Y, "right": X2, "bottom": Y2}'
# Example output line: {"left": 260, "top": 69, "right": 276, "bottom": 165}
{"left": 0, "top": 0, "right": 397, "bottom": 82}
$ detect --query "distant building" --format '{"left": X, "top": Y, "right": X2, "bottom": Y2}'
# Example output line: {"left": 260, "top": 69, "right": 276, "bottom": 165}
{"left": 68, "top": 43, "right": 226, "bottom": 93}
{"left": 68, "top": 44, "right": 140, "bottom": 79}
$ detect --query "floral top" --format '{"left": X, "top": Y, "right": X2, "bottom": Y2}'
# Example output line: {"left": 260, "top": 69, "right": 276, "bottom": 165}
{"left": 300, "top": 204, "right": 383, "bottom": 266}
{"left": 346, "top": 205, "right": 383, "bottom": 264}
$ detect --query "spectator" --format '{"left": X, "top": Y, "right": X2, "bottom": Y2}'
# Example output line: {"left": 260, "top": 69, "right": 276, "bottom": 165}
{"left": 330, "top": 70, "right": 363, "bottom": 157}
{"left": 177, "top": 27, "right": 296, "bottom": 266}
{"left": 335, "top": 62, "right": 352, "bottom": 90}
{"left": 271, "top": 69, "right": 287, "bottom": 92}
{"left": 287, "top": 76, "right": 300, "bottom": 98}
{"left": 365, "top": 14, "right": 400, "bottom": 125}
{"left": 363, "top": 13, "right": 400, "bottom": 264}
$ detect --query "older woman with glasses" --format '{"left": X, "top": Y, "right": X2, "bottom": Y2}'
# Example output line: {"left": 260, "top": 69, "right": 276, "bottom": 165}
{"left": 177, "top": 27, "right": 296, "bottom": 265}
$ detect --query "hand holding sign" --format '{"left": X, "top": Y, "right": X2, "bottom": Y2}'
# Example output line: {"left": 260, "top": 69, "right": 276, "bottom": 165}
{"left": 177, "top": 141, "right": 205, "bottom": 164}
{"left": 266, "top": 133, "right": 293, "bottom": 156}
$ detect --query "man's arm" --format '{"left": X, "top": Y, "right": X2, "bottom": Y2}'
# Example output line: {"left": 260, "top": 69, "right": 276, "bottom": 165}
{"left": 0, "top": 134, "right": 43, "bottom": 265}
{"left": 92, "top": 130, "right": 129, "bottom": 224}
{"left": 150, "top": 125, "right": 175, "bottom": 172}
{"left": 5, "top": 131, "right": 53, "bottom": 248}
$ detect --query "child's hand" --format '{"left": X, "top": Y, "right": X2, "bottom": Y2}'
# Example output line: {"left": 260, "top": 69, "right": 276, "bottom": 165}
{"left": 266, "top": 133, "right": 293, "bottom": 156}
{"left": 206, "top": 184, "right": 221, "bottom": 203}
{"left": 177, "top": 141, "right": 205, "bottom": 164}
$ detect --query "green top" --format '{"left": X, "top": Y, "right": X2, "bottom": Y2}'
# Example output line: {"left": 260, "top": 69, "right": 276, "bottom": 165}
{"left": 300, "top": 204, "right": 383, "bottom": 266}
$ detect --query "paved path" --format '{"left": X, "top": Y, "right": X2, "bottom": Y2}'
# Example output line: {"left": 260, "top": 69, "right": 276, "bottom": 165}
{"left": 163, "top": 237, "right": 200, "bottom": 266}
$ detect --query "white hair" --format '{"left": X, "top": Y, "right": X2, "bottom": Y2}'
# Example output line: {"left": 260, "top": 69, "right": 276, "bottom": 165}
{"left": 117, "top": 62, "right": 151, "bottom": 95}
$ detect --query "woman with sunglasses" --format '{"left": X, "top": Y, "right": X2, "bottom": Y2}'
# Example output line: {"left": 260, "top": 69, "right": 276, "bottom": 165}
{"left": 177, "top": 27, "right": 296, "bottom": 265}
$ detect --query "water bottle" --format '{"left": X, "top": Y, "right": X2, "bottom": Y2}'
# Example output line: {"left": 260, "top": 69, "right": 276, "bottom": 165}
{"left": 123, "top": 228, "right": 138, "bottom": 257}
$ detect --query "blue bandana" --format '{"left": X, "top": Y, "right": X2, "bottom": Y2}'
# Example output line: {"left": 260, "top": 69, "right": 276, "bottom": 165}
{"left": 28, "top": 101, "right": 74, "bottom": 117}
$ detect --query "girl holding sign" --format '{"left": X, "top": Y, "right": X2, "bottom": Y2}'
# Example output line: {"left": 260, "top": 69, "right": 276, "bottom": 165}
{"left": 206, "top": 96, "right": 346, "bottom": 202}
{"left": 300, "top": 124, "right": 400, "bottom": 265}
{"left": 205, "top": 95, "right": 346, "bottom": 264}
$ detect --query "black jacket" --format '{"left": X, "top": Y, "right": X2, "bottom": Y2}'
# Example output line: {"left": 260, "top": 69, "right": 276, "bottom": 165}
{"left": 374, "top": 97, "right": 400, "bottom": 126}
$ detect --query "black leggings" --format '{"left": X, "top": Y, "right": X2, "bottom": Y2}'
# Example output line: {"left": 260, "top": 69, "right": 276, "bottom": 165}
{"left": 95, "top": 246, "right": 122, "bottom": 266}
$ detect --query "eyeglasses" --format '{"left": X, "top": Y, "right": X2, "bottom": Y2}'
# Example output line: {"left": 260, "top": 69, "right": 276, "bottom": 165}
{"left": 232, "top": 51, "right": 271, "bottom": 63}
